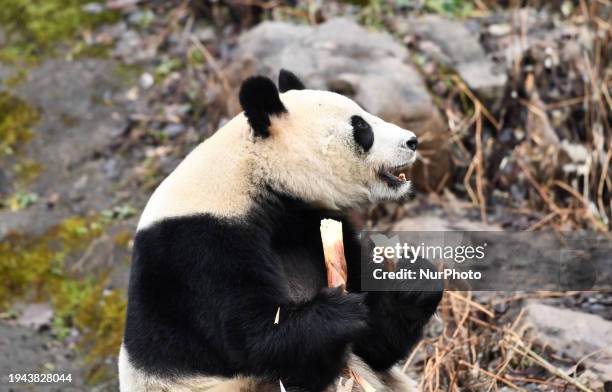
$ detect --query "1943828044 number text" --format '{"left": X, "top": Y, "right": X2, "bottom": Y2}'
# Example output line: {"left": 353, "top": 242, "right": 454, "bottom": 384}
{"left": 7, "top": 373, "right": 72, "bottom": 383}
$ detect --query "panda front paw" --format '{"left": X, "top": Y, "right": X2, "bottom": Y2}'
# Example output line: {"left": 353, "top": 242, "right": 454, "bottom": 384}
{"left": 391, "top": 260, "right": 444, "bottom": 320}
{"left": 315, "top": 287, "right": 369, "bottom": 340}
{"left": 392, "top": 287, "right": 443, "bottom": 321}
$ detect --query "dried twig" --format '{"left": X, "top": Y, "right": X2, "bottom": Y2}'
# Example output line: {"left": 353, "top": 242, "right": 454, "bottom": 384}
{"left": 451, "top": 76, "right": 501, "bottom": 131}
{"left": 473, "top": 103, "right": 488, "bottom": 223}
{"left": 446, "top": 291, "right": 494, "bottom": 318}
{"left": 504, "top": 334, "right": 595, "bottom": 392}
{"left": 460, "top": 360, "right": 528, "bottom": 392}
{"left": 188, "top": 36, "right": 232, "bottom": 96}
{"left": 597, "top": 143, "right": 612, "bottom": 226}
{"left": 517, "top": 160, "right": 561, "bottom": 214}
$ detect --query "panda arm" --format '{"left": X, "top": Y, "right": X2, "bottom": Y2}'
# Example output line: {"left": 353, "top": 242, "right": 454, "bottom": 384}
{"left": 342, "top": 223, "right": 443, "bottom": 371}
{"left": 351, "top": 288, "right": 442, "bottom": 370}
{"left": 217, "top": 261, "right": 368, "bottom": 390}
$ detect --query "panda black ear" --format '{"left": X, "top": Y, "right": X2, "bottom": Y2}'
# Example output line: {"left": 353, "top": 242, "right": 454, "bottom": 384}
{"left": 278, "top": 69, "right": 305, "bottom": 93}
{"left": 239, "top": 76, "right": 287, "bottom": 138}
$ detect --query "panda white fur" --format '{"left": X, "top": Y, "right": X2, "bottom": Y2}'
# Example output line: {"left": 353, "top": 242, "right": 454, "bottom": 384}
{"left": 119, "top": 70, "right": 442, "bottom": 392}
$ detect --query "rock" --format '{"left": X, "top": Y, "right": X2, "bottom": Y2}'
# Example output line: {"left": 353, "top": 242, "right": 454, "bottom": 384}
{"left": 16, "top": 303, "right": 53, "bottom": 330}
{"left": 162, "top": 123, "right": 186, "bottom": 138}
{"left": 106, "top": 0, "right": 139, "bottom": 9}
{"left": 103, "top": 158, "right": 119, "bottom": 180}
{"left": 523, "top": 301, "right": 612, "bottom": 379}
{"left": 193, "top": 26, "right": 215, "bottom": 43}
{"left": 487, "top": 23, "right": 512, "bottom": 36}
{"left": 0, "top": 208, "right": 65, "bottom": 238}
{"left": 82, "top": 2, "right": 105, "bottom": 14}
{"left": 0, "top": 168, "right": 11, "bottom": 196}
{"left": 0, "top": 58, "right": 143, "bottom": 238}
{"left": 392, "top": 15, "right": 507, "bottom": 103}
{"left": 229, "top": 18, "right": 451, "bottom": 189}
{"left": 127, "top": 9, "right": 155, "bottom": 28}
{"left": 577, "top": 370, "right": 605, "bottom": 391}
{"left": 112, "top": 29, "right": 156, "bottom": 64}
{"left": 139, "top": 72, "right": 154, "bottom": 89}
{"left": 0, "top": 322, "right": 88, "bottom": 388}
{"left": 392, "top": 214, "right": 502, "bottom": 231}
{"left": 479, "top": 8, "right": 593, "bottom": 81}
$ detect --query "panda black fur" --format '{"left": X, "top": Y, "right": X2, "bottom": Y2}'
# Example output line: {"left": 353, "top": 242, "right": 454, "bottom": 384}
{"left": 119, "top": 70, "right": 443, "bottom": 392}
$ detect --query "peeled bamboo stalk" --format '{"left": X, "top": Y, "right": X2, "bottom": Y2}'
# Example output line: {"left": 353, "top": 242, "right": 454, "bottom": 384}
{"left": 320, "top": 219, "right": 348, "bottom": 288}
{"left": 320, "top": 219, "right": 375, "bottom": 392}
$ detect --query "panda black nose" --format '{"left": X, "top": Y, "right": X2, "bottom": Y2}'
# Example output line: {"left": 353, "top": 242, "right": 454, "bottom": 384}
{"left": 406, "top": 137, "right": 418, "bottom": 151}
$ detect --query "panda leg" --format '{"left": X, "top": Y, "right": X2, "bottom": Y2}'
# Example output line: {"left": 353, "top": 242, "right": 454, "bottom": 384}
{"left": 172, "top": 376, "right": 278, "bottom": 392}
{"left": 203, "top": 377, "right": 272, "bottom": 392}
{"left": 323, "top": 354, "right": 417, "bottom": 392}
{"left": 377, "top": 367, "right": 418, "bottom": 391}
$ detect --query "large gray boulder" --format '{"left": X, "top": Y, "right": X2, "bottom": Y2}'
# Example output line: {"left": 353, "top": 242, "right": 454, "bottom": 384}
{"left": 228, "top": 18, "right": 451, "bottom": 189}
{"left": 0, "top": 59, "right": 131, "bottom": 238}
{"left": 523, "top": 301, "right": 612, "bottom": 380}
{"left": 392, "top": 14, "right": 507, "bottom": 103}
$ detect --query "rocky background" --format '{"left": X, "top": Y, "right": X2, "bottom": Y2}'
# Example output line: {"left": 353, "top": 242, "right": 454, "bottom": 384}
{"left": 0, "top": 0, "right": 610, "bottom": 391}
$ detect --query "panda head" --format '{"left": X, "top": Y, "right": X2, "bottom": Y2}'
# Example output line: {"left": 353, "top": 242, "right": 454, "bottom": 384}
{"left": 240, "top": 70, "right": 418, "bottom": 210}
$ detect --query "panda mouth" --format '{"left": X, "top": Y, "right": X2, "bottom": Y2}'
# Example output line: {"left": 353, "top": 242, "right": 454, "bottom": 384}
{"left": 378, "top": 164, "right": 410, "bottom": 188}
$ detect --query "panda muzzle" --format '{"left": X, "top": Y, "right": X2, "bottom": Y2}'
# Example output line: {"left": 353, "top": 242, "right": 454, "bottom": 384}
{"left": 378, "top": 165, "right": 409, "bottom": 188}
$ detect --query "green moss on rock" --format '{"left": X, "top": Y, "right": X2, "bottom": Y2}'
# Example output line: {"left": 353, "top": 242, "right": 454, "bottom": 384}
{"left": 0, "top": 216, "right": 104, "bottom": 306}
{"left": 0, "top": 0, "right": 119, "bottom": 61}
{"left": 12, "top": 160, "right": 43, "bottom": 187}
{"left": 1, "top": 215, "right": 128, "bottom": 383}
{"left": 4, "top": 69, "right": 29, "bottom": 88}
{"left": 0, "top": 91, "right": 39, "bottom": 159}
{"left": 0, "top": 91, "right": 42, "bottom": 210}
{"left": 73, "top": 279, "right": 126, "bottom": 383}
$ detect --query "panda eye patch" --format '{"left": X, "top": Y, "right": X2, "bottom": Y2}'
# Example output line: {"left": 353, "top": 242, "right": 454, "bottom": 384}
{"left": 351, "top": 115, "right": 373, "bottom": 152}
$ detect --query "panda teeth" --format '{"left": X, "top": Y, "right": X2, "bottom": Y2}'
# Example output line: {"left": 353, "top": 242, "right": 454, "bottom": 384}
{"left": 377, "top": 167, "right": 408, "bottom": 187}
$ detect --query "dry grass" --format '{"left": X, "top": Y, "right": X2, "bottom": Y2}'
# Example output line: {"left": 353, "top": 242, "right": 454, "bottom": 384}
{"left": 407, "top": 291, "right": 601, "bottom": 391}
{"left": 414, "top": 1, "right": 612, "bottom": 233}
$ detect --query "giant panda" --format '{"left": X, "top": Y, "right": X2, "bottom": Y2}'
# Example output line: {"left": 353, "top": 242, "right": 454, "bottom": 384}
{"left": 119, "top": 70, "right": 443, "bottom": 392}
